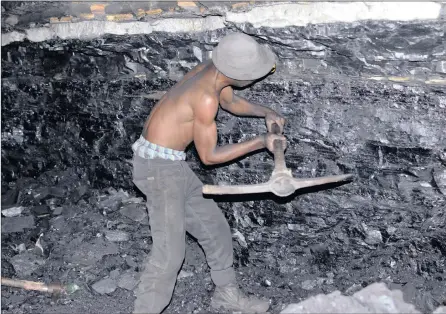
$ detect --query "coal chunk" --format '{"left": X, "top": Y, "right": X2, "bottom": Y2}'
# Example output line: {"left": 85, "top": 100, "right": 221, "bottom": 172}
{"left": 50, "top": 215, "right": 69, "bottom": 232}
{"left": 119, "top": 203, "right": 148, "bottom": 224}
{"left": 10, "top": 251, "right": 46, "bottom": 276}
{"left": 301, "top": 279, "right": 318, "bottom": 291}
{"left": 433, "top": 168, "right": 446, "bottom": 195}
{"left": 30, "top": 186, "right": 51, "bottom": 202}
{"left": 1, "top": 189, "right": 18, "bottom": 206}
{"left": 1, "top": 216, "right": 35, "bottom": 233}
{"left": 110, "top": 269, "right": 120, "bottom": 279}
{"left": 97, "top": 189, "right": 130, "bottom": 213}
{"left": 31, "top": 205, "right": 51, "bottom": 217}
{"left": 49, "top": 186, "right": 67, "bottom": 198}
{"left": 70, "top": 184, "right": 88, "bottom": 203}
{"left": 64, "top": 237, "right": 119, "bottom": 266}
{"left": 52, "top": 207, "right": 64, "bottom": 216}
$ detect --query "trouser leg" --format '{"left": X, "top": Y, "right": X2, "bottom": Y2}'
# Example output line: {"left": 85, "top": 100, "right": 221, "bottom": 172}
{"left": 183, "top": 165, "right": 236, "bottom": 287}
{"left": 132, "top": 156, "right": 187, "bottom": 314}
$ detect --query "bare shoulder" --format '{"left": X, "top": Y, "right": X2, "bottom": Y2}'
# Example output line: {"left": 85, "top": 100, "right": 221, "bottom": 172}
{"left": 192, "top": 91, "right": 219, "bottom": 122}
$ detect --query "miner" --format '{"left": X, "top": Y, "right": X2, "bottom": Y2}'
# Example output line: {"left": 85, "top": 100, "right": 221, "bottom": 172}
{"left": 131, "top": 32, "right": 286, "bottom": 313}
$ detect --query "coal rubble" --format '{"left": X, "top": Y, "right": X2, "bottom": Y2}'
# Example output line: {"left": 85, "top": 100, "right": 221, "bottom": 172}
{"left": 0, "top": 169, "right": 145, "bottom": 313}
{"left": 1, "top": 167, "right": 445, "bottom": 314}
{"left": 1, "top": 14, "right": 446, "bottom": 314}
{"left": 0, "top": 166, "right": 221, "bottom": 313}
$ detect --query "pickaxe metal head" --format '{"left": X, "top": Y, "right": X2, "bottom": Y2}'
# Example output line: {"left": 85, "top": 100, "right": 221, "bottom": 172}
{"left": 202, "top": 172, "right": 353, "bottom": 197}
{"left": 202, "top": 123, "right": 354, "bottom": 197}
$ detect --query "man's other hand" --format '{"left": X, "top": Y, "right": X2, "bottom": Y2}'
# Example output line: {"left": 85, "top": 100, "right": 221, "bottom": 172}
{"left": 264, "top": 133, "right": 287, "bottom": 153}
{"left": 265, "top": 111, "right": 286, "bottom": 133}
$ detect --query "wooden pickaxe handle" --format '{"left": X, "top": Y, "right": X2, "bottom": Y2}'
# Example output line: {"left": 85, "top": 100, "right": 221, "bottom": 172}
{"left": 1, "top": 277, "right": 64, "bottom": 294}
{"left": 271, "top": 123, "right": 287, "bottom": 173}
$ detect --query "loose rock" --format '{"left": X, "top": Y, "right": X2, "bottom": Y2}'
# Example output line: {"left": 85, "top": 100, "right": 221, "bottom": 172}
{"left": 110, "top": 269, "right": 121, "bottom": 279}
{"left": 105, "top": 230, "right": 130, "bottom": 242}
{"left": 10, "top": 251, "right": 46, "bottom": 277}
{"left": 92, "top": 278, "right": 117, "bottom": 295}
{"left": 1, "top": 206, "right": 25, "bottom": 217}
{"left": 433, "top": 168, "right": 446, "bottom": 195}
{"left": 5, "top": 15, "right": 19, "bottom": 26}
{"left": 52, "top": 207, "right": 64, "bottom": 216}
{"left": 233, "top": 229, "right": 248, "bottom": 248}
{"left": 1, "top": 216, "right": 35, "bottom": 233}
{"left": 435, "top": 61, "right": 446, "bottom": 74}
{"left": 98, "top": 189, "right": 130, "bottom": 213}
{"left": 31, "top": 205, "right": 51, "bottom": 217}
{"left": 301, "top": 279, "right": 319, "bottom": 291}
{"left": 365, "top": 230, "right": 383, "bottom": 245}
{"left": 281, "top": 282, "right": 419, "bottom": 313}
{"left": 64, "top": 238, "right": 119, "bottom": 266}
{"left": 125, "top": 256, "right": 138, "bottom": 268}
{"left": 119, "top": 203, "right": 148, "bottom": 224}
{"left": 1, "top": 189, "right": 19, "bottom": 206}
{"left": 118, "top": 271, "right": 139, "bottom": 291}
{"left": 177, "top": 270, "right": 194, "bottom": 280}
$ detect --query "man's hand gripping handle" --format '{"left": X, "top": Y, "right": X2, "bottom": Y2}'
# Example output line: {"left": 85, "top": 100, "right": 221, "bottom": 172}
{"left": 271, "top": 123, "right": 287, "bottom": 173}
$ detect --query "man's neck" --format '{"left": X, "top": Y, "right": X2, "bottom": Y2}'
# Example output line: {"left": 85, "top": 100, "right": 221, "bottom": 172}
{"left": 207, "top": 63, "right": 232, "bottom": 94}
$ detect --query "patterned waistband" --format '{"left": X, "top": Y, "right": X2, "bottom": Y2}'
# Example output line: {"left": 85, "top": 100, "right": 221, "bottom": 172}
{"left": 132, "top": 136, "right": 186, "bottom": 161}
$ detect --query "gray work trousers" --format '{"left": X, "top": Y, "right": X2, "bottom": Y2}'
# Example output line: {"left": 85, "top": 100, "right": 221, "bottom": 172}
{"left": 132, "top": 154, "right": 236, "bottom": 314}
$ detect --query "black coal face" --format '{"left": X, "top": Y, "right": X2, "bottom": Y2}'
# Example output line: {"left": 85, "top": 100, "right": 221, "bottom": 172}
{"left": 1, "top": 21, "right": 446, "bottom": 314}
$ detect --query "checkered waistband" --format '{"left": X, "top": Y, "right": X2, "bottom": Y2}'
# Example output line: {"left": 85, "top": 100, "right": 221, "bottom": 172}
{"left": 132, "top": 136, "right": 186, "bottom": 161}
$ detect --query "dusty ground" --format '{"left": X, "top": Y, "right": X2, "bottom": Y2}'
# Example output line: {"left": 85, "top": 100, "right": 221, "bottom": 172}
{"left": 1, "top": 164, "right": 445, "bottom": 313}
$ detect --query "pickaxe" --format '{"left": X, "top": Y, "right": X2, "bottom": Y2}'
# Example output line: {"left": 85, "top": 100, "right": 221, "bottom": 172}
{"left": 1, "top": 277, "right": 79, "bottom": 296}
{"left": 203, "top": 123, "right": 353, "bottom": 197}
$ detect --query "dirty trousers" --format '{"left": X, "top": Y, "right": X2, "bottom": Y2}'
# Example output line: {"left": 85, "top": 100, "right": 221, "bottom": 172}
{"left": 132, "top": 154, "right": 236, "bottom": 314}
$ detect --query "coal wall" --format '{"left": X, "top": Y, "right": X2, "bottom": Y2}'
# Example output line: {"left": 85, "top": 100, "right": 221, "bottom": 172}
{"left": 1, "top": 2, "right": 446, "bottom": 313}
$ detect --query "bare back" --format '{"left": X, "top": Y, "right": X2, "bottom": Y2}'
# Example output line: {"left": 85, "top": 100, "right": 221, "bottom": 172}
{"left": 142, "top": 60, "right": 218, "bottom": 151}
{"left": 140, "top": 58, "right": 281, "bottom": 166}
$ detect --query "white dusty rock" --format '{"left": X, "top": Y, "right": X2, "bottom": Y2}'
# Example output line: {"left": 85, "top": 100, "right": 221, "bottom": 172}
{"left": 226, "top": 2, "right": 441, "bottom": 28}
{"left": 1, "top": 206, "right": 25, "bottom": 217}
{"left": 177, "top": 270, "right": 194, "bottom": 280}
{"left": 105, "top": 230, "right": 131, "bottom": 242}
{"left": 280, "top": 282, "right": 420, "bottom": 313}
{"left": 433, "top": 306, "right": 446, "bottom": 314}
{"left": 92, "top": 278, "right": 117, "bottom": 295}
{"left": 365, "top": 229, "right": 383, "bottom": 245}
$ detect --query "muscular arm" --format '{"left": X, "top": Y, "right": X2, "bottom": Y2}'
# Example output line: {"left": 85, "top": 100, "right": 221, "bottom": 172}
{"left": 193, "top": 95, "right": 266, "bottom": 166}
{"left": 219, "top": 86, "right": 274, "bottom": 117}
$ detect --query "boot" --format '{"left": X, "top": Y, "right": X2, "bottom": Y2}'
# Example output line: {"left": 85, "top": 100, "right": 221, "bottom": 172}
{"left": 211, "top": 283, "right": 270, "bottom": 313}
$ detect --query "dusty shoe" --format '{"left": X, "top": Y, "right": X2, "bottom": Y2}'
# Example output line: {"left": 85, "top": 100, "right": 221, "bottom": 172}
{"left": 211, "top": 283, "right": 270, "bottom": 313}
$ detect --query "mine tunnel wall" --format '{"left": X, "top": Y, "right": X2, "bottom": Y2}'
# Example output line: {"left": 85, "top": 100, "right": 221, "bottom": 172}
{"left": 1, "top": 2, "right": 446, "bottom": 312}
{"left": 2, "top": 19, "right": 445, "bottom": 198}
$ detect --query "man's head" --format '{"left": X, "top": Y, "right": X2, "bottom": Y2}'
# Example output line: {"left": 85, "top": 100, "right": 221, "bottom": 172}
{"left": 212, "top": 32, "right": 277, "bottom": 87}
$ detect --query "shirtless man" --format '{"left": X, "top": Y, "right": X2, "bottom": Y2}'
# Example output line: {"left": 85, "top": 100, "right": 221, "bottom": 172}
{"left": 131, "top": 32, "right": 286, "bottom": 314}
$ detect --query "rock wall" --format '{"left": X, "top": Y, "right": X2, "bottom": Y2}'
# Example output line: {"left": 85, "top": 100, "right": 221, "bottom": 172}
{"left": 1, "top": 2, "right": 446, "bottom": 313}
